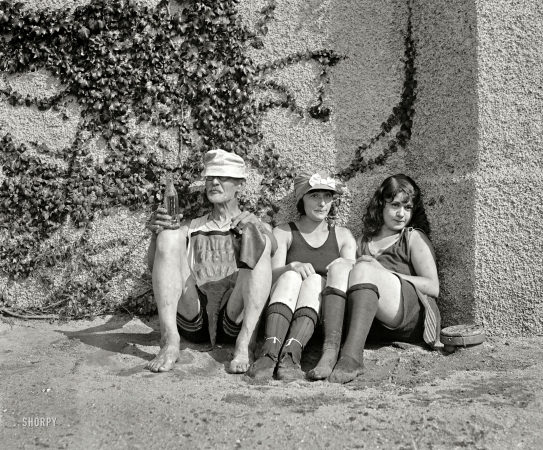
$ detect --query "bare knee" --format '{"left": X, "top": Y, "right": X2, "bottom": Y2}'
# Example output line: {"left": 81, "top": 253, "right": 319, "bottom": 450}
{"left": 255, "top": 234, "right": 273, "bottom": 262}
{"left": 328, "top": 261, "right": 352, "bottom": 276}
{"left": 278, "top": 270, "right": 303, "bottom": 285}
{"left": 270, "top": 270, "right": 303, "bottom": 307}
{"left": 301, "top": 273, "right": 324, "bottom": 289}
{"left": 247, "top": 234, "right": 273, "bottom": 274}
{"left": 263, "top": 234, "right": 272, "bottom": 254}
{"left": 155, "top": 229, "right": 187, "bottom": 259}
{"left": 349, "top": 262, "right": 381, "bottom": 285}
{"left": 327, "top": 261, "right": 352, "bottom": 289}
{"left": 295, "top": 274, "right": 324, "bottom": 309}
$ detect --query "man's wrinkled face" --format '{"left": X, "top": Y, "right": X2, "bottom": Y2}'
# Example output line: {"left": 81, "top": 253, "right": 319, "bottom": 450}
{"left": 205, "top": 176, "right": 244, "bottom": 204}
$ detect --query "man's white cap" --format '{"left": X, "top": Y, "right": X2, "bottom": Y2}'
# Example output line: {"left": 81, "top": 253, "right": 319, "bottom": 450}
{"left": 201, "top": 149, "right": 247, "bottom": 179}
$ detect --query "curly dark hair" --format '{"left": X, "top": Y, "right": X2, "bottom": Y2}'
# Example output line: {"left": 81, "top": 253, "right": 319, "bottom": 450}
{"left": 361, "top": 174, "right": 430, "bottom": 238}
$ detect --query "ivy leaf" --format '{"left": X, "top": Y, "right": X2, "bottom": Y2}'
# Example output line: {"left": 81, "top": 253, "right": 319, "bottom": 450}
{"left": 251, "top": 38, "right": 264, "bottom": 49}
{"left": 78, "top": 26, "right": 90, "bottom": 40}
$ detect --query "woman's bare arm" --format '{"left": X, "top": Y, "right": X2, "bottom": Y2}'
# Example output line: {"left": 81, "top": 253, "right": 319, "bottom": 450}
{"left": 325, "top": 226, "right": 357, "bottom": 269}
{"left": 396, "top": 230, "right": 440, "bottom": 297}
{"left": 337, "top": 226, "right": 357, "bottom": 262}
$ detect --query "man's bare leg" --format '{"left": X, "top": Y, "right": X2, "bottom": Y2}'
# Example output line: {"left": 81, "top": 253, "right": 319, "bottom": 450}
{"left": 226, "top": 237, "right": 272, "bottom": 373}
{"left": 146, "top": 228, "right": 193, "bottom": 372}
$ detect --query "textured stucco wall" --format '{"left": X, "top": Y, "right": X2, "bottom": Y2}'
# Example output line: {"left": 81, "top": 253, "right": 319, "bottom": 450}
{"left": 1, "top": 0, "right": 541, "bottom": 336}
{"left": 411, "top": 0, "right": 543, "bottom": 336}
{"left": 242, "top": 0, "right": 410, "bottom": 233}
{"left": 473, "top": 0, "right": 543, "bottom": 336}
{"left": 409, "top": 0, "right": 479, "bottom": 327}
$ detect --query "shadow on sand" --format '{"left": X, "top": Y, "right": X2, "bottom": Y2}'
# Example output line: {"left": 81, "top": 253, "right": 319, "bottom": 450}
{"left": 54, "top": 313, "right": 431, "bottom": 384}
{"left": 54, "top": 314, "right": 239, "bottom": 375}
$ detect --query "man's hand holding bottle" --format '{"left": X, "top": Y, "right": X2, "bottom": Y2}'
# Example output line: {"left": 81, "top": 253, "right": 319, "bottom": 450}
{"left": 146, "top": 207, "right": 183, "bottom": 236}
{"left": 147, "top": 174, "right": 182, "bottom": 236}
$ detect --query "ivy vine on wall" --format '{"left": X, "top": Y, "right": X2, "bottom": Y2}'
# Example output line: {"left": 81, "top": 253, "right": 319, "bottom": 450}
{"left": 0, "top": 0, "right": 417, "bottom": 318}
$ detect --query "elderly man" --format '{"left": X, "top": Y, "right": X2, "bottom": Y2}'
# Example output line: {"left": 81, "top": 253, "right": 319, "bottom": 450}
{"left": 145, "top": 149, "right": 274, "bottom": 373}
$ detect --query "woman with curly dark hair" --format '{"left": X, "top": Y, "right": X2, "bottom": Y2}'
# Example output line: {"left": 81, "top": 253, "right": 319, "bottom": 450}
{"left": 309, "top": 174, "right": 442, "bottom": 383}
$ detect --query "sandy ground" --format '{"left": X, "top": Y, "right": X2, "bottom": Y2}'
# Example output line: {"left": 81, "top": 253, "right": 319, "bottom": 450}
{"left": 1, "top": 314, "right": 542, "bottom": 450}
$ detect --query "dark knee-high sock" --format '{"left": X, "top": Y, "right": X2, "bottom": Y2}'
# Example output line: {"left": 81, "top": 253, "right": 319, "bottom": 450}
{"left": 279, "top": 306, "right": 318, "bottom": 364}
{"left": 320, "top": 287, "right": 347, "bottom": 353}
{"left": 340, "top": 283, "right": 380, "bottom": 363}
{"left": 259, "top": 302, "right": 294, "bottom": 361}
{"left": 307, "top": 287, "right": 346, "bottom": 379}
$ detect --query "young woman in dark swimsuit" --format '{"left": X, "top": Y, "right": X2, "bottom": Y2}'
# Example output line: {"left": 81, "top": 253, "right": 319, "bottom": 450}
{"left": 309, "top": 174, "right": 442, "bottom": 383}
{"left": 247, "top": 171, "right": 356, "bottom": 380}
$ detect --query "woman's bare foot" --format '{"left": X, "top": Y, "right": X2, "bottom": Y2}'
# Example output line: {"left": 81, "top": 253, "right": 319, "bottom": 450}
{"left": 146, "top": 338, "right": 181, "bottom": 372}
{"left": 307, "top": 348, "right": 339, "bottom": 380}
{"left": 328, "top": 355, "right": 364, "bottom": 384}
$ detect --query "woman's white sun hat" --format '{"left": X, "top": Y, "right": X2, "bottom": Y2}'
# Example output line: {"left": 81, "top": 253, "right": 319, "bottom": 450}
{"left": 294, "top": 171, "right": 338, "bottom": 203}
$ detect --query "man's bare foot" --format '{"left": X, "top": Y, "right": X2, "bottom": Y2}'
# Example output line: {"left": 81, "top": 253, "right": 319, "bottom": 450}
{"left": 146, "top": 340, "right": 180, "bottom": 373}
{"left": 328, "top": 355, "right": 364, "bottom": 384}
{"left": 229, "top": 353, "right": 253, "bottom": 373}
{"left": 246, "top": 354, "right": 277, "bottom": 379}
{"left": 229, "top": 328, "right": 258, "bottom": 374}
{"left": 307, "top": 348, "right": 339, "bottom": 380}
{"left": 229, "top": 341, "right": 255, "bottom": 373}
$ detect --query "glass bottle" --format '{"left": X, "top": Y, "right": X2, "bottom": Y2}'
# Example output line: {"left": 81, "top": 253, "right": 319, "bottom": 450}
{"left": 164, "top": 173, "right": 179, "bottom": 225}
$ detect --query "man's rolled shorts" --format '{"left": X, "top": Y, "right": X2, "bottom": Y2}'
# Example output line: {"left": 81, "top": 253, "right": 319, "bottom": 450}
{"left": 177, "top": 216, "right": 276, "bottom": 347}
{"left": 176, "top": 272, "right": 242, "bottom": 344}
